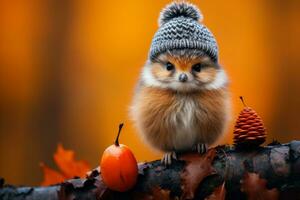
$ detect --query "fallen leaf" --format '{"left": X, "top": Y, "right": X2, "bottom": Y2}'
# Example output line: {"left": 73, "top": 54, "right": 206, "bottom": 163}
{"left": 54, "top": 144, "right": 90, "bottom": 178}
{"left": 240, "top": 172, "right": 279, "bottom": 200}
{"left": 180, "top": 149, "right": 216, "bottom": 200}
{"left": 40, "top": 144, "right": 91, "bottom": 186}
{"left": 204, "top": 182, "right": 226, "bottom": 200}
{"left": 40, "top": 163, "right": 66, "bottom": 186}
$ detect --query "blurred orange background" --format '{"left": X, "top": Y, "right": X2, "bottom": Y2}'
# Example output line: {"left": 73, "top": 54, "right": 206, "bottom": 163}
{"left": 0, "top": 0, "right": 300, "bottom": 186}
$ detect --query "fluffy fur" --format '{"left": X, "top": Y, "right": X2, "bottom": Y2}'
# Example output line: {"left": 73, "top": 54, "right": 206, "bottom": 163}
{"left": 130, "top": 49, "right": 230, "bottom": 154}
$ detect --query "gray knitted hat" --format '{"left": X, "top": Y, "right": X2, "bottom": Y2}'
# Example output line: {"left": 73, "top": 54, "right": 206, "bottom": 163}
{"left": 149, "top": 2, "right": 218, "bottom": 62}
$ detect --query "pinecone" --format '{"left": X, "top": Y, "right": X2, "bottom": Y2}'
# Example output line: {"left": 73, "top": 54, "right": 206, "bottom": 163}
{"left": 233, "top": 97, "right": 266, "bottom": 148}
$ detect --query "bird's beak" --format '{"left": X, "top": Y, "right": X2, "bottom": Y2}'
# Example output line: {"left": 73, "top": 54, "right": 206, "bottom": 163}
{"left": 178, "top": 73, "right": 188, "bottom": 82}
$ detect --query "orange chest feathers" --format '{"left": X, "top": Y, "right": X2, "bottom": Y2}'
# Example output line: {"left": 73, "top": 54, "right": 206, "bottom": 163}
{"left": 131, "top": 85, "right": 230, "bottom": 152}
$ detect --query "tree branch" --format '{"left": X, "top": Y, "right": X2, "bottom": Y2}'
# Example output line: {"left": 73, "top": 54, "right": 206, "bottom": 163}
{"left": 1, "top": 141, "right": 300, "bottom": 200}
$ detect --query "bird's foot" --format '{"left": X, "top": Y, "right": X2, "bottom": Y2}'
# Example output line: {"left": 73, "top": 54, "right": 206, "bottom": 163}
{"left": 161, "top": 151, "right": 177, "bottom": 166}
{"left": 192, "top": 143, "right": 208, "bottom": 154}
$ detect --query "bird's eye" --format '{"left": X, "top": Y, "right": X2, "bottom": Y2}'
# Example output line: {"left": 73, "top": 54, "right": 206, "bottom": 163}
{"left": 165, "top": 62, "right": 175, "bottom": 71}
{"left": 192, "top": 63, "right": 202, "bottom": 72}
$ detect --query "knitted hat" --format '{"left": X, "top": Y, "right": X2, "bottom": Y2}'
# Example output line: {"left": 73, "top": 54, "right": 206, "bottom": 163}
{"left": 149, "top": 2, "right": 218, "bottom": 62}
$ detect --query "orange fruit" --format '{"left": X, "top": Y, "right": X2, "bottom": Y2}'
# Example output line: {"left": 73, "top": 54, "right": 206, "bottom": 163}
{"left": 100, "top": 124, "right": 138, "bottom": 192}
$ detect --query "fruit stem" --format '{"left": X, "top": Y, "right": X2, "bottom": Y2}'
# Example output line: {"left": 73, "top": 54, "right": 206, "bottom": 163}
{"left": 115, "top": 123, "right": 124, "bottom": 146}
{"left": 239, "top": 96, "right": 247, "bottom": 107}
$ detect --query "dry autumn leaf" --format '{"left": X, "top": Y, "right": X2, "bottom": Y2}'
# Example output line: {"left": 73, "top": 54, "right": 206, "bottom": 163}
{"left": 241, "top": 172, "right": 279, "bottom": 200}
{"left": 40, "top": 144, "right": 91, "bottom": 186}
{"left": 54, "top": 144, "right": 90, "bottom": 178}
{"left": 204, "top": 182, "right": 226, "bottom": 200}
{"left": 40, "top": 163, "right": 66, "bottom": 186}
{"left": 179, "top": 149, "right": 216, "bottom": 200}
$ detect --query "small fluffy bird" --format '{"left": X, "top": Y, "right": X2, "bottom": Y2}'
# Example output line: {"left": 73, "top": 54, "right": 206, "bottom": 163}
{"left": 130, "top": 2, "right": 230, "bottom": 165}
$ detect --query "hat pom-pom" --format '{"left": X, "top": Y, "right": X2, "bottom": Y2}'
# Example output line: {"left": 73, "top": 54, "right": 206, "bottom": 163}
{"left": 159, "top": 2, "right": 203, "bottom": 26}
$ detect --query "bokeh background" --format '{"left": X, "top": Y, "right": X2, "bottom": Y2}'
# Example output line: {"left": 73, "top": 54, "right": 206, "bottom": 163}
{"left": 0, "top": 0, "right": 300, "bottom": 186}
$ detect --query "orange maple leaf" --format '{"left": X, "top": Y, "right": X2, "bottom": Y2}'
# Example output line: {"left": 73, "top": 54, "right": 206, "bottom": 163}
{"left": 40, "top": 163, "right": 65, "bottom": 186}
{"left": 40, "top": 144, "right": 91, "bottom": 186}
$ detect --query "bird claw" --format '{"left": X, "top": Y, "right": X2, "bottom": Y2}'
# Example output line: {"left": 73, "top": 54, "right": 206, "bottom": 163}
{"left": 161, "top": 151, "right": 177, "bottom": 166}
{"left": 193, "top": 143, "right": 208, "bottom": 154}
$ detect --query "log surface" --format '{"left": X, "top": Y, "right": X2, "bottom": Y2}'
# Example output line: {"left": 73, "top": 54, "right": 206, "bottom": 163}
{"left": 1, "top": 141, "right": 300, "bottom": 200}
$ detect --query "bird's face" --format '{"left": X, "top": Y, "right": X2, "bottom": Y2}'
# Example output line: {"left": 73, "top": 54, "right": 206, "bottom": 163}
{"left": 142, "top": 50, "right": 228, "bottom": 92}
